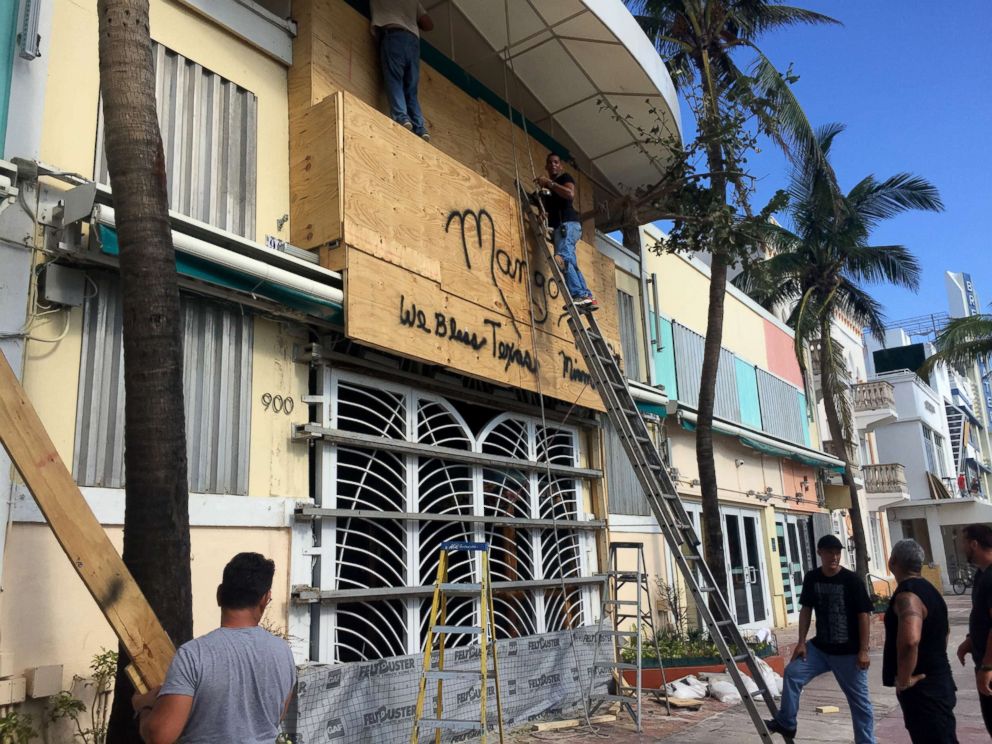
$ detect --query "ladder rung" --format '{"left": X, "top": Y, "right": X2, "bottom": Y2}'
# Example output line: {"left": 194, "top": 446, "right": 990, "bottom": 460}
{"left": 438, "top": 582, "right": 482, "bottom": 595}
{"left": 432, "top": 625, "right": 482, "bottom": 635}
{"left": 609, "top": 571, "right": 644, "bottom": 580}
{"left": 593, "top": 693, "right": 638, "bottom": 704}
{"left": 607, "top": 630, "right": 639, "bottom": 638}
{"left": 716, "top": 619, "right": 735, "bottom": 627}
{"left": 425, "top": 669, "right": 483, "bottom": 680}
{"left": 600, "top": 661, "right": 639, "bottom": 670}
{"left": 418, "top": 719, "right": 483, "bottom": 731}
{"left": 732, "top": 653, "right": 752, "bottom": 663}
{"left": 604, "top": 599, "right": 639, "bottom": 606}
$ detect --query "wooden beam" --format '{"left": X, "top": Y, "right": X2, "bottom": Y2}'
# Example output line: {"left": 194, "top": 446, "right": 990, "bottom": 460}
{"left": 0, "top": 353, "right": 174, "bottom": 689}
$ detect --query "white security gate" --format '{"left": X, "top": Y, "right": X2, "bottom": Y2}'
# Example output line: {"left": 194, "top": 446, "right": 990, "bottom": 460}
{"left": 291, "top": 369, "right": 599, "bottom": 663}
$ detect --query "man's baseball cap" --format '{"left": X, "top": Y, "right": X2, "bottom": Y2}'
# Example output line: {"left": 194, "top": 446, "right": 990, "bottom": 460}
{"left": 817, "top": 534, "right": 844, "bottom": 551}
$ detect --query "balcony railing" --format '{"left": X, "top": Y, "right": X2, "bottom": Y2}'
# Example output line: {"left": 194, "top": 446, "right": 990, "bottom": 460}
{"left": 863, "top": 463, "right": 909, "bottom": 494}
{"left": 853, "top": 380, "right": 896, "bottom": 412}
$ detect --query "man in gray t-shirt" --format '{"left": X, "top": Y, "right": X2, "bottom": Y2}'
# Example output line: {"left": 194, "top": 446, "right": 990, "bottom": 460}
{"left": 131, "top": 553, "right": 296, "bottom": 743}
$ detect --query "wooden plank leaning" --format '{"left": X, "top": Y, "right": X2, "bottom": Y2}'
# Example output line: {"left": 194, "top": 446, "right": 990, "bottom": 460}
{"left": 0, "top": 352, "right": 174, "bottom": 691}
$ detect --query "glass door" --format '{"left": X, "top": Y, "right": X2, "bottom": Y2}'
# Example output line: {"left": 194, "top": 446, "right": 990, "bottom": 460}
{"left": 723, "top": 507, "right": 771, "bottom": 628}
{"left": 778, "top": 515, "right": 812, "bottom": 623}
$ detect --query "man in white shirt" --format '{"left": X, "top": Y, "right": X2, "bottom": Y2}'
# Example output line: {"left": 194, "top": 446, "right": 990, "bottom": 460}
{"left": 370, "top": 0, "right": 434, "bottom": 141}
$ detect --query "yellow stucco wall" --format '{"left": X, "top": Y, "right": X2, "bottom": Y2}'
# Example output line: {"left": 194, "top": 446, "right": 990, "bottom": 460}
{"left": 21, "top": 309, "right": 83, "bottom": 467}
{"left": 643, "top": 247, "right": 769, "bottom": 369}
{"left": 247, "top": 318, "right": 310, "bottom": 499}
{"left": 0, "top": 523, "right": 291, "bottom": 683}
{"left": 40, "top": 0, "right": 290, "bottom": 241}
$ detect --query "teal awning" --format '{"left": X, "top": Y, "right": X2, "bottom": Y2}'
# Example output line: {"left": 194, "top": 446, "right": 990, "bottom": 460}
{"left": 635, "top": 401, "right": 668, "bottom": 417}
{"left": 96, "top": 224, "right": 343, "bottom": 324}
{"left": 679, "top": 416, "right": 844, "bottom": 473}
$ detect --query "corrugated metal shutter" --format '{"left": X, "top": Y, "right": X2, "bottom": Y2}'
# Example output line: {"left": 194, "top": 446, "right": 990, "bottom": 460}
{"left": 95, "top": 43, "right": 258, "bottom": 239}
{"left": 671, "top": 322, "right": 739, "bottom": 421}
{"left": 604, "top": 420, "right": 649, "bottom": 516}
{"left": 73, "top": 275, "right": 253, "bottom": 494}
{"left": 756, "top": 368, "right": 805, "bottom": 444}
{"left": 616, "top": 289, "right": 640, "bottom": 381}
{"left": 672, "top": 322, "right": 703, "bottom": 408}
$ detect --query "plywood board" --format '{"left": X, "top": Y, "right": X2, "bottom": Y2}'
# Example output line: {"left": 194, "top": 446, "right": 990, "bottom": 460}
{"left": 0, "top": 354, "right": 174, "bottom": 688}
{"left": 290, "top": 94, "right": 343, "bottom": 251}
{"left": 346, "top": 249, "right": 605, "bottom": 410}
{"left": 332, "top": 92, "right": 621, "bottom": 406}
{"left": 339, "top": 93, "right": 620, "bottom": 345}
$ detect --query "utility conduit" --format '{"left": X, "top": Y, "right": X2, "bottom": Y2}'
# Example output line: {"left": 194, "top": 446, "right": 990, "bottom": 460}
{"left": 92, "top": 205, "right": 344, "bottom": 306}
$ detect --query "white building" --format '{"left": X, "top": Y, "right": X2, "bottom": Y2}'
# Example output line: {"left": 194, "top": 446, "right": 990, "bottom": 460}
{"left": 866, "top": 329, "right": 992, "bottom": 589}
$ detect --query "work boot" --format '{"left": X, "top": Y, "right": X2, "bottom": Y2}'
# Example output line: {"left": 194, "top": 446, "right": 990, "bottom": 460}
{"left": 765, "top": 718, "right": 796, "bottom": 739}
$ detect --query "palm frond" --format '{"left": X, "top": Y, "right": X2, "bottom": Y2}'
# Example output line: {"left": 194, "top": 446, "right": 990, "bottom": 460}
{"left": 847, "top": 173, "right": 944, "bottom": 228}
{"left": 833, "top": 280, "right": 887, "bottom": 342}
{"left": 747, "top": 5, "right": 841, "bottom": 33}
{"left": 842, "top": 244, "right": 921, "bottom": 291}
{"left": 919, "top": 315, "right": 992, "bottom": 376}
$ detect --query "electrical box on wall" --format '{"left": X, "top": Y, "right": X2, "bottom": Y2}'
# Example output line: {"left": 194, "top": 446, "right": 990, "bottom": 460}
{"left": 26, "top": 664, "right": 62, "bottom": 698}
{"left": 40, "top": 263, "right": 86, "bottom": 307}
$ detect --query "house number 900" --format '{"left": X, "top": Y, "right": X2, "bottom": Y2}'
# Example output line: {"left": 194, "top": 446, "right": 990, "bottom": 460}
{"left": 261, "top": 393, "right": 294, "bottom": 415}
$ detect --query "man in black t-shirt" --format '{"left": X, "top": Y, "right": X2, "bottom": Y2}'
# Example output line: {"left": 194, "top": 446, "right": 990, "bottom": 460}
{"left": 883, "top": 539, "right": 957, "bottom": 743}
{"left": 767, "top": 534, "right": 875, "bottom": 742}
{"left": 535, "top": 154, "right": 597, "bottom": 310}
{"left": 955, "top": 523, "right": 992, "bottom": 736}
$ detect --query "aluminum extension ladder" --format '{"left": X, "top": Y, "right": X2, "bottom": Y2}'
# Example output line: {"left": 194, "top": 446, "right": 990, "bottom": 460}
{"left": 411, "top": 541, "right": 505, "bottom": 744}
{"left": 588, "top": 542, "right": 669, "bottom": 731}
{"left": 517, "top": 186, "right": 787, "bottom": 744}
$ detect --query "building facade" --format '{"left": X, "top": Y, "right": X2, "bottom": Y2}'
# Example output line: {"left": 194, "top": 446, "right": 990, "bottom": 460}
{"left": 0, "top": 0, "right": 746, "bottom": 738}
{"left": 867, "top": 327, "right": 992, "bottom": 589}
{"left": 602, "top": 224, "right": 843, "bottom": 633}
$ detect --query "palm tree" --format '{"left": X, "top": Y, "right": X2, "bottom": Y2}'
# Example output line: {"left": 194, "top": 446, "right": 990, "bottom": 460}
{"left": 98, "top": 0, "right": 193, "bottom": 740}
{"left": 735, "top": 124, "right": 943, "bottom": 582}
{"left": 920, "top": 315, "right": 992, "bottom": 377}
{"left": 629, "top": 0, "right": 838, "bottom": 595}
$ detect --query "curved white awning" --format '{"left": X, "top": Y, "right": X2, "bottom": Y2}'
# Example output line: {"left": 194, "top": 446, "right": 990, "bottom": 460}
{"left": 424, "top": 0, "right": 682, "bottom": 195}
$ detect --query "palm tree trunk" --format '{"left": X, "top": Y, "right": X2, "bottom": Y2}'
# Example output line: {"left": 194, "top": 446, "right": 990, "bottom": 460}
{"left": 696, "top": 250, "right": 730, "bottom": 597}
{"left": 98, "top": 1, "right": 193, "bottom": 740}
{"left": 818, "top": 320, "right": 870, "bottom": 583}
{"left": 693, "top": 45, "right": 731, "bottom": 601}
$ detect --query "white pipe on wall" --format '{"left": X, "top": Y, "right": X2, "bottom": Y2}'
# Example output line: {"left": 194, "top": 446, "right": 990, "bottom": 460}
{"left": 93, "top": 205, "right": 344, "bottom": 306}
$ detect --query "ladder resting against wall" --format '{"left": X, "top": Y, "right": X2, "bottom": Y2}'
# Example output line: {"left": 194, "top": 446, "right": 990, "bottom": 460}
{"left": 517, "top": 188, "right": 788, "bottom": 744}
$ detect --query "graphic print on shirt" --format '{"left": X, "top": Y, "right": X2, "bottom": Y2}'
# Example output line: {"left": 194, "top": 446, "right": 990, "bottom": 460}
{"left": 815, "top": 582, "right": 849, "bottom": 645}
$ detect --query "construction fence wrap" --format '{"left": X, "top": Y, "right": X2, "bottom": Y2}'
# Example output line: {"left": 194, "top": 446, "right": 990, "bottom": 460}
{"left": 285, "top": 626, "right": 609, "bottom": 743}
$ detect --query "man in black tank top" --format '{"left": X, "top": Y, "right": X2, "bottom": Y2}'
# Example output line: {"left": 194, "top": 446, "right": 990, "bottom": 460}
{"left": 883, "top": 539, "right": 958, "bottom": 743}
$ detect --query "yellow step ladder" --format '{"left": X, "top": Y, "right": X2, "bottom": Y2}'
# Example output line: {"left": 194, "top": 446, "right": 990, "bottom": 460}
{"left": 411, "top": 541, "right": 505, "bottom": 743}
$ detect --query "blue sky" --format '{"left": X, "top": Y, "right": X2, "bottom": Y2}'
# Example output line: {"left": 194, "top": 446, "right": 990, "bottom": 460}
{"left": 678, "top": 1, "right": 992, "bottom": 325}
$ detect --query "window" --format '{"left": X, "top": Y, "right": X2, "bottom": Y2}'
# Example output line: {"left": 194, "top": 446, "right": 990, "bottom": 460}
{"left": 616, "top": 289, "right": 641, "bottom": 381}
{"left": 73, "top": 274, "right": 253, "bottom": 494}
{"left": 95, "top": 43, "right": 258, "bottom": 238}
{"left": 305, "top": 371, "right": 593, "bottom": 663}
{"left": 923, "top": 426, "right": 947, "bottom": 478}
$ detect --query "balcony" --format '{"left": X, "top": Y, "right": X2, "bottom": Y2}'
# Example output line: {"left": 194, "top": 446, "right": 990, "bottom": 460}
{"left": 852, "top": 380, "right": 898, "bottom": 431}
{"left": 863, "top": 463, "right": 911, "bottom": 509}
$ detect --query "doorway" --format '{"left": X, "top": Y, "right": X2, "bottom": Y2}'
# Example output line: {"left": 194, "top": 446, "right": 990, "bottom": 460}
{"left": 777, "top": 515, "right": 814, "bottom": 623}
{"left": 723, "top": 507, "right": 772, "bottom": 627}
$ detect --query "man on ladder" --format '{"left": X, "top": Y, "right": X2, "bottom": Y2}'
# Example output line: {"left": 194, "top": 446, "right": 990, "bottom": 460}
{"left": 534, "top": 154, "right": 597, "bottom": 310}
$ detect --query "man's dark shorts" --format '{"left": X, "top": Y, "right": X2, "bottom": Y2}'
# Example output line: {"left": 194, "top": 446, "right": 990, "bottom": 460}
{"left": 897, "top": 673, "right": 958, "bottom": 744}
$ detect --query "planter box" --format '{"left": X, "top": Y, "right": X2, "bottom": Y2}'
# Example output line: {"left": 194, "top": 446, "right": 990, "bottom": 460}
{"left": 622, "top": 655, "right": 785, "bottom": 690}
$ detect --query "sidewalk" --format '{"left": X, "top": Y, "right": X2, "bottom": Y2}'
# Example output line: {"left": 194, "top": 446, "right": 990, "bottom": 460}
{"left": 514, "top": 595, "right": 988, "bottom": 743}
